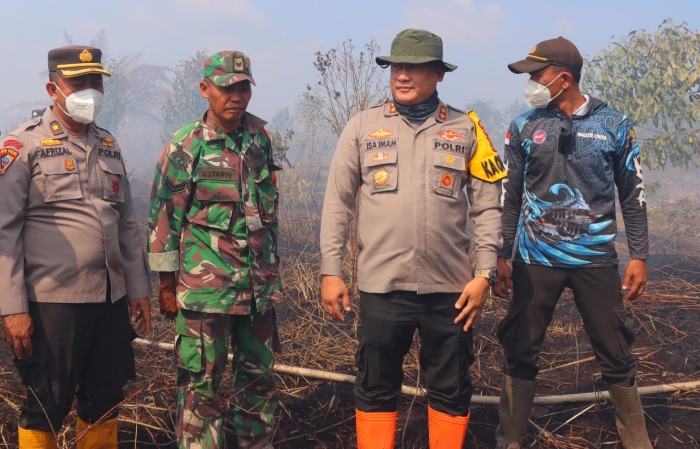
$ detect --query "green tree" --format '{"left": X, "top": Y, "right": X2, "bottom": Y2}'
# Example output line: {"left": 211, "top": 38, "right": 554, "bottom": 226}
{"left": 160, "top": 50, "right": 209, "bottom": 142}
{"left": 100, "top": 53, "right": 171, "bottom": 131}
{"left": 582, "top": 19, "right": 700, "bottom": 169}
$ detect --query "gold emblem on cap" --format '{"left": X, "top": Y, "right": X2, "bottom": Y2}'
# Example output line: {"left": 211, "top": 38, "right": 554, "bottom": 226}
{"left": 529, "top": 45, "right": 537, "bottom": 54}
{"left": 79, "top": 49, "right": 93, "bottom": 62}
{"left": 234, "top": 57, "right": 244, "bottom": 71}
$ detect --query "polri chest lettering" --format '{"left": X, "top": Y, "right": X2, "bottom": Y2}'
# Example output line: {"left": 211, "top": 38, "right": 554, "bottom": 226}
{"left": 434, "top": 141, "right": 467, "bottom": 154}
{"left": 98, "top": 148, "right": 122, "bottom": 160}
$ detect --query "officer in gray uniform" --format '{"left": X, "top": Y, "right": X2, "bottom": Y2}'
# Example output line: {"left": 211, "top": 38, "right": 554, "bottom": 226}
{"left": 320, "top": 29, "right": 505, "bottom": 448}
{"left": 0, "top": 46, "right": 152, "bottom": 449}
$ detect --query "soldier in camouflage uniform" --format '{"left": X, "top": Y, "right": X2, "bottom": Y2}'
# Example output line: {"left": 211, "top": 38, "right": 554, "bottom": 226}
{"left": 147, "top": 51, "right": 282, "bottom": 449}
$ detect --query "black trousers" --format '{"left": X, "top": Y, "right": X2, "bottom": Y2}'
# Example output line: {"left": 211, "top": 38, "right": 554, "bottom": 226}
{"left": 355, "top": 291, "right": 474, "bottom": 416}
{"left": 497, "top": 262, "right": 637, "bottom": 386}
{"left": 13, "top": 298, "right": 136, "bottom": 432}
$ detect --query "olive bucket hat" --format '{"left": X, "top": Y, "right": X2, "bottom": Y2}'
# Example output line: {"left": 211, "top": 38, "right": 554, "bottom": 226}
{"left": 376, "top": 29, "right": 457, "bottom": 72}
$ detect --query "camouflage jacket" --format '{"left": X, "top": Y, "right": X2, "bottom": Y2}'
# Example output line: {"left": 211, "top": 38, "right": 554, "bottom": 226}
{"left": 147, "top": 111, "right": 282, "bottom": 315}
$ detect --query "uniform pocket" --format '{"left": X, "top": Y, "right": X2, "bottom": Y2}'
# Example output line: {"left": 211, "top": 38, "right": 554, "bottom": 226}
{"left": 432, "top": 150, "right": 465, "bottom": 198}
{"left": 38, "top": 158, "right": 83, "bottom": 202}
{"left": 187, "top": 176, "right": 240, "bottom": 231}
{"left": 97, "top": 158, "right": 126, "bottom": 203}
{"left": 363, "top": 148, "right": 398, "bottom": 194}
{"left": 613, "top": 306, "right": 635, "bottom": 360}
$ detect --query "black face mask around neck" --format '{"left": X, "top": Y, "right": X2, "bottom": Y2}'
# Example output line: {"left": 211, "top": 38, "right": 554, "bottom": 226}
{"left": 393, "top": 90, "right": 440, "bottom": 121}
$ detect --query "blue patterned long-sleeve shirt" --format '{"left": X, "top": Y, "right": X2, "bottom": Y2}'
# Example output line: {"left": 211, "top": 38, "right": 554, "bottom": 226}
{"left": 499, "top": 96, "right": 648, "bottom": 267}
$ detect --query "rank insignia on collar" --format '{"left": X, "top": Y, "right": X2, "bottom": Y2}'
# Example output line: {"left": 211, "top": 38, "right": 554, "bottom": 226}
{"left": 111, "top": 178, "right": 120, "bottom": 194}
{"left": 440, "top": 173, "right": 454, "bottom": 188}
{"left": 3, "top": 139, "right": 23, "bottom": 149}
{"left": 438, "top": 105, "right": 447, "bottom": 121}
{"left": 369, "top": 128, "right": 393, "bottom": 138}
{"left": 64, "top": 158, "right": 75, "bottom": 171}
{"left": 445, "top": 154, "right": 455, "bottom": 165}
{"left": 373, "top": 168, "right": 389, "bottom": 185}
{"left": 50, "top": 121, "right": 63, "bottom": 135}
{"left": 439, "top": 129, "right": 462, "bottom": 141}
{"left": 388, "top": 102, "right": 397, "bottom": 114}
{"left": 1, "top": 148, "right": 19, "bottom": 170}
{"left": 41, "top": 138, "right": 63, "bottom": 146}
{"left": 372, "top": 151, "right": 389, "bottom": 161}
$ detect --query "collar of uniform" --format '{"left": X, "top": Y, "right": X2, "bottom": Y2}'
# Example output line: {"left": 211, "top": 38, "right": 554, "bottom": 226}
{"left": 201, "top": 111, "right": 267, "bottom": 142}
{"left": 433, "top": 101, "right": 448, "bottom": 122}
{"left": 41, "top": 107, "right": 68, "bottom": 139}
{"left": 384, "top": 100, "right": 398, "bottom": 117}
{"left": 384, "top": 100, "right": 448, "bottom": 122}
{"left": 202, "top": 110, "right": 229, "bottom": 142}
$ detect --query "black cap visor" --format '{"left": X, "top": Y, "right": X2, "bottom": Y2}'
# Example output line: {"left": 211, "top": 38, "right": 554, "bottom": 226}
{"left": 508, "top": 58, "right": 551, "bottom": 74}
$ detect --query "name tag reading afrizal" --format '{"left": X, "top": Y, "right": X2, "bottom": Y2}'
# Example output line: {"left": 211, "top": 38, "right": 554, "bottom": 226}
{"left": 198, "top": 166, "right": 238, "bottom": 182}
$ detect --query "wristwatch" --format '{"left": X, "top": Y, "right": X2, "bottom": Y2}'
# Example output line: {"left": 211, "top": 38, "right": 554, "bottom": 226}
{"left": 475, "top": 268, "right": 498, "bottom": 285}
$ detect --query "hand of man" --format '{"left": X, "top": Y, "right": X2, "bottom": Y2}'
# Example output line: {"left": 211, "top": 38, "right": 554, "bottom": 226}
{"left": 622, "top": 259, "right": 647, "bottom": 301}
{"left": 0, "top": 313, "right": 33, "bottom": 359}
{"left": 158, "top": 272, "right": 179, "bottom": 321}
{"left": 321, "top": 275, "right": 351, "bottom": 322}
{"left": 493, "top": 257, "right": 512, "bottom": 299}
{"left": 129, "top": 297, "right": 152, "bottom": 333}
{"left": 455, "top": 276, "right": 490, "bottom": 331}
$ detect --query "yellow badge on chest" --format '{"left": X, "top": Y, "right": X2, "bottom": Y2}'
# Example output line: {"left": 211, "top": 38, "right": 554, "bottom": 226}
{"left": 372, "top": 151, "right": 389, "bottom": 162}
{"left": 41, "top": 138, "right": 62, "bottom": 146}
{"left": 440, "top": 173, "right": 454, "bottom": 188}
{"left": 64, "top": 158, "right": 75, "bottom": 171}
{"left": 369, "top": 128, "right": 393, "bottom": 139}
{"left": 373, "top": 168, "right": 389, "bottom": 185}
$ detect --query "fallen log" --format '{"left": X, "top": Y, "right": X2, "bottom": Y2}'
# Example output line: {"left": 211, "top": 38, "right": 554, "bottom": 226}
{"left": 133, "top": 338, "right": 700, "bottom": 405}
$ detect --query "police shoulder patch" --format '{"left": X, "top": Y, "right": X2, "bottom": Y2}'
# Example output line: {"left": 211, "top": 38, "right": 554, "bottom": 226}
{"left": 0, "top": 147, "right": 20, "bottom": 171}
{"left": 466, "top": 111, "right": 507, "bottom": 183}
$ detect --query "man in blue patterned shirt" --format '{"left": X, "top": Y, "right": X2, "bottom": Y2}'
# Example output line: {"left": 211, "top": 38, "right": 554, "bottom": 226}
{"left": 493, "top": 37, "right": 652, "bottom": 449}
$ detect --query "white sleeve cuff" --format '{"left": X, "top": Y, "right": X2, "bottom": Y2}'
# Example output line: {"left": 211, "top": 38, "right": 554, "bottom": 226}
{"left": 148, "top": 251, "right": 180, "bottom": 272}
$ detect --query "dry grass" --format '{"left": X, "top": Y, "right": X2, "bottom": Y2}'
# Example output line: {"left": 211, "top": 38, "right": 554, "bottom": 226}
{"left": 1, "top": 183, "right": 699, "bottom": 448}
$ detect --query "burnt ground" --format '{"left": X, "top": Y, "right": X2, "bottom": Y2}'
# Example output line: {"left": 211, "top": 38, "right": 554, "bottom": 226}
{"left": 1, "top": 187, "right": 700, "bottom": 448}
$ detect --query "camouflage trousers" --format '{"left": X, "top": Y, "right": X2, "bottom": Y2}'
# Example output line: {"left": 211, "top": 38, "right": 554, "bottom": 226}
{"left": 175, "top": 308, "right": 280, "bottom": 449}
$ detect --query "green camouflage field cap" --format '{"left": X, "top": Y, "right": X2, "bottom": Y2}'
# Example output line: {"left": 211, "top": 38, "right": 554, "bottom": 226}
{"left": 376, "top": 29, "right": 457, "bottom": 72}
{"left": 203, "top": 51, "right": 256, "bottom": 87}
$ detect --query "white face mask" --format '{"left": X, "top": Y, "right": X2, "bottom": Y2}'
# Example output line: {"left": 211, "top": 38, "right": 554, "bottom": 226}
{"left": 54, "top": 83, "right": 104, "bottom": 124}
{"left": 523, "top": 73, "right": 564, "bottom": 108}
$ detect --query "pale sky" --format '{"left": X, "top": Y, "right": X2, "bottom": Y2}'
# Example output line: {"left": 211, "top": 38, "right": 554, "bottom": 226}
{"left": 1, "top": 0, "right": 698, "bottom": 135}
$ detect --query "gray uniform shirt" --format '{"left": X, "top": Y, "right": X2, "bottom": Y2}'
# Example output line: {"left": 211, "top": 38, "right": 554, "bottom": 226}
{"left": 0, "top": 107, "right": 151, "bottom": 316}
{"left": 320, "top": 100, "right": 506, "bottom": 294}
